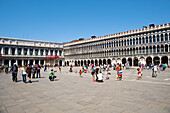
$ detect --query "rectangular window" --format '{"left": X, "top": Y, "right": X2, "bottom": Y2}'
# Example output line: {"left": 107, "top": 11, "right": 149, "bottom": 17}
{"left": 30, "top": 49, "right": 33, "bottom": 55}
{"left": 40, "top": 49, "right": 43, "bottom": 56}
{"left": 35, "top": 49, "right": 38, "bottom": 56}
{"left": 24, "top": 49, "right": 27, "bottom": 55}
{"left": 46, "top": 50, "right": 48, "bottom": 55}
{"left": 18, "top": 48, "right": 21, "bottom": 55}
{"left": 55, "top": 50, "right": 57, "bottom": 55}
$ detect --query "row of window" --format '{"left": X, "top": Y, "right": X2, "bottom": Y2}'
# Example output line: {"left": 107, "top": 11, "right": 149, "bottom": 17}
{"left": 0, "top": 48, "right": 62, "bottom": 56}
{"left": 67, "top": 45, "right": 169, "bottom": 59}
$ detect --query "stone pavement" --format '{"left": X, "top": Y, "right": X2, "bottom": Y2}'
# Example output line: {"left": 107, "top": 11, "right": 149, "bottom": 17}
{"left": 0, "top": 67, "right": 170, "bottom": 113}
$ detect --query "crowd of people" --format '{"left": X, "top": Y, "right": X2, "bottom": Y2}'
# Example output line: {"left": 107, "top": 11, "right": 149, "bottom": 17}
{"left": 0, "top": 62, "right": 168, "bottom": 83}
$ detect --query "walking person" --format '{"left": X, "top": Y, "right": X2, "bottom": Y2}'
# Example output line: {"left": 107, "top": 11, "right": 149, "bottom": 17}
{"left": 5, "top": 64, "right": 9, "bottom": 74}
{"left": 36, "top": 64, "right": 41, "bottom": 78}
{"left": 153, "top": 64, "right": 158, "bottom": 78}
{"left": 26, "top": 64, "right": 33, "bottom": 83}
{"left": 10, "top": 63, "right": 18, "bottom": 82}
{"left": 32, "top": 65, "right": 36, "bottom": 78}
{"left": 20, "top": 65, "right": 27, "bottom": 83}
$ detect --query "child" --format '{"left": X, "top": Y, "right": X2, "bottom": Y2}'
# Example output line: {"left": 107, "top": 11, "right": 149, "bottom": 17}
{"left": 79, "top": 70, "right": 82, "bottom": 77}
{"left": 137, "top": 66, "right": 142, "bottom": 80}
{"left": 49, "top": 69, "right": 56, "bottom": 81}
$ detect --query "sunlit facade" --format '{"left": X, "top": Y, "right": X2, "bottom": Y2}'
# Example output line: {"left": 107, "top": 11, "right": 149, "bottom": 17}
{"left": 64, "top": 23, "right": 170, "bottom": 66}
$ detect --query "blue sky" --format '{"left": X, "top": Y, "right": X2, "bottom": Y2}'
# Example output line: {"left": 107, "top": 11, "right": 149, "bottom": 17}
{"left": 0, "top": 0, "right": 169, "bottom": 43}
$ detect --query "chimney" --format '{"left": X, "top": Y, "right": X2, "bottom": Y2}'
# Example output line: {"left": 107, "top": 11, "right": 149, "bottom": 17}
{"left": 149, "top": 24, "right": 155, "bottom": 27}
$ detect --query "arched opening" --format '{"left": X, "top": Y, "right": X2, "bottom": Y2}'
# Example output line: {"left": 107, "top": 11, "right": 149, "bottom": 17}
{"left": 84, "top": 60, "right": 86, "bottom": 66}
{"left": 11, "top": 60, "right": 16, "bottom": 66}
{"left": 81, "top": 60, "right": 83, "bottom": 66}
{"left": 99, "top": 59, "right": 102, "bottom": 66}
{"left": 153, "top": 56, "right": 160, "bottom": 65}
{"left": 165, "top": 45, "right": 168, "bottom": 52}
{"left": 30, "top": 60, "right": 33, "bottom": 65}
{"left": 59, "top": 60, "right": 62, "bottom": 66}
{"left": 75, "top": 61, "right": 77, "bottom": 66}
{"left": 67, "top": 61, "right": 69, "bottom": 66}
{"left": 161, "top": 45, "right": 164, "bottom": 52}
{"left": 95, "top": 59, "right": 98, "bottom": 66}
{"left": 24, "top": 60, "right": 28, "bottom": 66}
{"left": 18, "top": 60, "right": 22, "bottom": 66}
{"left": 40, "top": 60, "right": 44, "bottom": 65}
{"left": 146, "top": 57, "right": 152, "bottom": 66}
{"left": 107, "top": 59, "right": 111, "bottom": 65}
{"left": 103, "top": 59, "right": 106, "bottom": 65}
{"left": 161, "top": 56, "right": 168, "bottom": 64}
{"left": 78, "top": 60, "right": 80, "bottom": 66}
{"left": 65, "top": 62, "right": 66, "bottom": 66}
{"left": 88, "top": 60, "right": 90, "bottom": 66}
{"left": 157, "top": 45, "right": 160, "bottom": 53}
{"left": 4, "top": 60, "right": 9, "bottom": 66}
{"left": 117, "top": 58, "right": 121, "bottom": 64}
{"left": 128, "top": 58, "right": 132, "bottom": 66}
{"left": 139, "top": 57, "right": 145, "bottom": 65}
{"left": 133, "top": 57, "right": 138, "bottom": 66}
{"left": 91, "top": 60, "right": 94, "bottom": 65}
{"left": 122, "top": 58, "right": 126, "bottom": 64}
{"left": 35, "top": 60, "right": 39, "bottom": 65}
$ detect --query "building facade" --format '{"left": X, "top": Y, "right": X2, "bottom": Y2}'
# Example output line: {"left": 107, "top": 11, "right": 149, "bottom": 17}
{"left": 0, "top": 37, "right": 64, "bottom": 66}
{"left": 64, "top": 23, "right": 170, "bottom": 66}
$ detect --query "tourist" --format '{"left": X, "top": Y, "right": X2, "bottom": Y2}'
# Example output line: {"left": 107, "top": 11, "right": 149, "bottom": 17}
{"left": 79, "top": 70, "right": 82, "bottom": 77}
{"left": 44, "top": 65, "right": 47, "bottom": 72}
{"left": 49, "top": 69, "right": 56, "bottom": 81}
{"left": 0, "top": 65, "right": 3, "bottom": 73}
{"left": 137, "top": 66, "right": 142, "bottom": 80}
{"left": 26, "top": 64, "right": 33, "bottom": 83}
{"left": 20, "top": 65, "right": 27, "bottom": 83}
{"left": 32, "top": 65, "right": 36, "bottom": 78}
{"left": 97, "top": 71, "right": 103, "bottom": 83}
{"left": 10, "top": 63, "right": 18, "bottom": 82}
{"left": 5, "top": 64, "right": 9, "bottom": 74}
{"left": 105, "top": 67, "right": 109, "bottom": 80}
{"left": 91, "top": 66, "right": 96, "bottom": 82}
{"left": 153, "top": 64, "right": 158, "bottom": 78}
{"left": 36, "top": 64, "right": 41, "bottom": 78}
{"left": 59, "top": 66, "right": 61, "bottom": 73}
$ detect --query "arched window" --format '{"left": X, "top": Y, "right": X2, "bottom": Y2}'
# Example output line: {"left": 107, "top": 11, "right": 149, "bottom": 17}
{"left": 149, "top": 36, "right": 152, "bottom": 43}
{"left": 161, "top": 34, "right": 164, "bottom": 42}
{"left": 146, "top": 46, "right": 148, "bottom": 53}
{"left": 127, "top": 40, "right": 129, "bottom": 45}
{"left": 157, "top": 35, "right": 159, "bottom": 42}
{"left": 153, "top": 46, "right": 156, "bottom": 53}
{"left": 119, "top": 41, "right": 121, "bottom": 46}
{"left": 149, "top": 46, "right": 152, "bottom": 53}
{"left": 143, "top": 47, "right": 145, "bottom": 54}
{"left": 122, "top": 41, "right": 123, "bottom": 46}
{"left": 153, "top": 35, "right": 156, "bottom": 42}
{"left": 133, "top": 38, "right": 135, "bottom": 45}
{"left": 165, "top": 34, "right": 168, "bottom": 41}
{"left": 133, "top": 48, "right": 135, "bottom": 54}
{"left": 136, "top": 38, "right": 138, "bottom": 44}
{"left": 139, "top": 47, "right": 142, "bottom": 54}
{"left": 116, "top": 41, "right": 118, "bottom": 47}
{"left": 124, "top": 40, "right": 126, "bottom": 46}
{"left": 139, "top": 38, "right": 141, "bottom": 44}
{"left": 130, "top": 39, "right": 132, "bottom": 45}
{"left": 127, "top": 49, "right": 129, "bottom": 55}
{"left": 142, "top": 37, "right": 145, "bottom": 44}
{"left": 161, "top": 45, "right": 164, "bottom": 52}
{"left": 157, "top": 45, "right": 160, "bottom": 53}
{"left": 146, "top": 37, "right": 148, "bottom": 43}
{"left": 136, "top": 48, "right": 138, "bottom": 54}
{"left": 130, "top": 48, "right": 132, "bottom": 54}
{"left": 165, "top": 45, "right": 168, "bottom": 52}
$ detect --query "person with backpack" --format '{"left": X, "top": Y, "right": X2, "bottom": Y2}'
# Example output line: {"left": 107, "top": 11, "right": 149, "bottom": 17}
{"left": 10, "top": 63, "right": 18, "bottom": 82}
{"left": 26, "top": 64, "right": 33, "bottom": 83}
{"left": 36, "top": 64, "right": 41, "bottom": 78}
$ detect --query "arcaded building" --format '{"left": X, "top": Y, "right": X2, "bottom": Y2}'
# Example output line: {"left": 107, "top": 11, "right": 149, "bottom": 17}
{"left": 0, "top": 37, "right": 64, "bottom": 66}
{"left": 64, "top": 23, "right": 170, "bottom": 66}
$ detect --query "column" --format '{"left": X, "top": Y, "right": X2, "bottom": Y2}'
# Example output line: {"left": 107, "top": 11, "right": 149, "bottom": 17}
{"left": 53, "top": 50, "right": 55, "bottom": 56}
{"left": 159, "top": 56, "right": 162, "bottom": 64}
{"left": 33, "top": 49, "right": 35, "bottom": 55}
{"left": 44, "top": 49, "right": 46, "bottom": 56}
{"left": 39, "top": 60, "right": 41, "bottom": 65}
{"left": 22, "top": 60, "right": 24, "bottom": 66}
{"left": 44, "top": 60, "right": 46, "bottom": 65}
{"left": 9, "top": 60, "right": 11, "bottom": 67}
{"left": 15, "top": 48, "right": 18, "bottom": 55}
{"left": 28, "top": 60, "right": 30, "bottom": 65}
{"left": 38, "top": 49, "right": 41, "bottom": 56}
{"left": 33, "top": 60, "right": 35, "bottom": 65}
{"left": 54, "top": 59, "right": 55, "bottom": 65}
{"left": 28, "top": 48, "right": 30, "bottom": 56}
{"left": 48, "top": 49, "right": 50, "bottom": 55}
{"left": 2, "top": 59, "right": 4, "bottom": 65}
{"left": 8, "top": 47, "right": 12, "bottom": 55}
{"left": 1, "top": 47, "right": 4, "bottom": 55}
{"left": 21, "top": 48, "right": 24, "bottom": 55}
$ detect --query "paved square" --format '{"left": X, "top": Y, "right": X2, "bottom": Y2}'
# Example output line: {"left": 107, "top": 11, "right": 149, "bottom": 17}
{"left": 0, "top": 67, "right": 170, "bottom": 113}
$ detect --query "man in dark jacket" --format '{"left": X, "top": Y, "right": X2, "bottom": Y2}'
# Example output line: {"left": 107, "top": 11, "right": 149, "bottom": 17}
{"left": 10, "top": 63, "right": 18, "bottom": 82}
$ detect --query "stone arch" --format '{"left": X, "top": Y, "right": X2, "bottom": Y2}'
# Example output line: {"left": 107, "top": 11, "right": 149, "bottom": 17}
{"left": 139, "top": 57, "right": 145, "bottom": 65}
{"left": 153, "top": 56, "right": 160, "bottom": 65}
{"left": 95, "top": 59, "right": 98, "bottom": 66}
{"left": 128, "top": 58, "right": 132, "bottom": 66}
{"left": 103, "top": 59, "right": 106, "bottom": 65}
{"left": 81, "top": 60, "right": 83, "bottom": 66}
{"left": 78, "top": 60, "right": 80, "bottom": 66}
{"left": 75, "top": 60, "right": 77, "bottom": 66}
{"left": 161, "top": 56, "right": 168, "bottom": 64}
{"left": 133, "top": 57, "right": 139, "bottom": 66}
{"left": 146, "top": 56, "right": 152, "bottom": 66}
{"left": 67, "top": 61, "right": 69, "bottom": 66}
{"left": 99, "top": 59, "right": 102, "bottom": 66}
{"left": 107, "top": 59, "right": 111, "bottom": 65}
{"left": 122, "top": 58, "right": 126, "bottom": 64}
{"left": 91, "top": 60, "right": 94, "bottom": 64}
{"left": 84, "top": 60, "right": 86, "bottom": 66}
